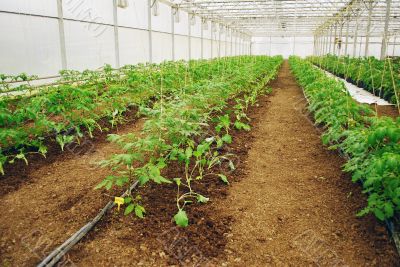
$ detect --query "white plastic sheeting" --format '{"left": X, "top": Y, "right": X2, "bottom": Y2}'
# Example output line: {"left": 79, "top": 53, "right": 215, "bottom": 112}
{"left": 251, "top": 37, "right": 314, "bottom": 58}
{"left": 0, "top": 0, "right": 250, "bottom": 77}
{"left": 0, "top": 13, "right": 62, "bottom": 76}
{"left": 321, "top": 68, "right": 392, "bottom": 106}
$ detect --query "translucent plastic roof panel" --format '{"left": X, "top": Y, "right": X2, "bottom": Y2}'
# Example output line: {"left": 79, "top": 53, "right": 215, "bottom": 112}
{"left": 165, "top": 0, "right": 400, "bottom": 37}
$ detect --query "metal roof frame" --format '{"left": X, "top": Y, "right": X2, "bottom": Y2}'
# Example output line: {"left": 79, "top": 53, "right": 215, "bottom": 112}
{"left": 161, "top": 0, "right": 400, "bottom": 37}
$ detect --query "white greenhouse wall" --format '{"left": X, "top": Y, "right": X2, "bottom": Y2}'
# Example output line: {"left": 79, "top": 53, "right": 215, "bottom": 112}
{"left": 251, "top": 36, "right": 315, "bottom": 58}
{"left": 0, "top": 0, "right": 250, "bottom": 77}
{"left": 0, "top": 13, "right": 62, "bottom": 77}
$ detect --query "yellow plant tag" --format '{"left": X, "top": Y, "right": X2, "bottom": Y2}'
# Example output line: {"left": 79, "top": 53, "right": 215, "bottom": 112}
{"left": 114, "top": 197, "right": 124, "bottom": 211}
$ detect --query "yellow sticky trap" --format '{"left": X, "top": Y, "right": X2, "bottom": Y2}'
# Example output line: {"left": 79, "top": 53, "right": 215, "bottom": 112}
{"left": 114, "top": 197, "right": 124, "bottom": 211}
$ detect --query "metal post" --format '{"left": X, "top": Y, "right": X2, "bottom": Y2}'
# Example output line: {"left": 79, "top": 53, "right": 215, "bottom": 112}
{"left": 188, "top": 13, "right": 191, "bottom": 60}
{"left": 233, "top": 31, "right": 236, "bottom": 56}
{"left": 57, "top": 0, "right": 67, "bottom": 70}
{"left": 333, "top": 23, "right": 337, "bottom": 55}
{"left": 313, "top": 35, "right": 316, "bottom": 56}
{"left": 353, "top": 10, "right": 360, "bottom": 57}
{"left": 338, "top": 20, "right": 343, "bottom": 57}
{"left": 324, "top": 29, "right": 329, "bottom": 56}
{"left": 211, "top": 24, "right": 214, "bottom": 58}
{"left": 269, "top": 36, "right": 272, "bottom": 56}
{"left": 218, "top": 24, "right": 221, "bottom": 58}
{"left": 230, "top": 29, "right": 233, "bottom": 56}
{"left": 365, "top": 0, "right": 373, "bottom": 57}
{"left": 171, "top": 7, "right": 175, "bottom": 61}
{"left": 225, "top": 27, "right": 228, "bottom": 57}
{"left": 380, "top": 0, "right": 392, "bottom": 60}
{"left": 318, "top": 34, "right": 322, "bottom": 56}
{"left": 148, "top": 0, "right": 153, "bottom": 63}
{"left": 239, "top": 34, "right": 242, "bottom": 55}
{"left": 392, "top": 36, "right": 397, "bottom": 56}
{"left": 344, "top": 16, "right": 350, "bottom": 56}
{"left": 200, "top": 19, "right": 204, "bottom": 59}
{"left": 329, "top": 25, "right": 334, "bottom": 54}
{"left": 319, "top": 34, "right": 323, "bottom": 56}
{"left": 113, "top": 0, "right": 120, "bottom": 68}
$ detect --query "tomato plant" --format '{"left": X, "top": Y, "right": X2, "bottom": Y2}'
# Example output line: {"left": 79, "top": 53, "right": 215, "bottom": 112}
{"left": 290, "top": 56, "right": 400, "bottom": 221}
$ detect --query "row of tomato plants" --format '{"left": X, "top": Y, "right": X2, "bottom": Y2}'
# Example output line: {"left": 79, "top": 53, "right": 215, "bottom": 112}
{"left": 95, "top": 56, "right": 283, "bottom": 226}
{"left": 0, "top": 58, "right": 254, "bottom": 175}
{"left": 289, "top": 56, "right": 400, "bottom": 221}
{"left": 309, "top": 54, "right": 400, "bottom": 105}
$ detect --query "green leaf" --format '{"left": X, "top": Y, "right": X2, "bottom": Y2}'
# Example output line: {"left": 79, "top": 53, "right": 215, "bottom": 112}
{"left": 384, "top": 203, "right": 394, "bottom": 218}
{"left": 374, "top": 208, "right": 385, "bottom": 221}
{"left": 222, "top": 134, "right": 232, "bottom": 144}
{"left": 218, "top": 174, "right": 229, "bottom": 184}
{"left": 196, "top": 194, "right": 209, "bottom": 203}
{"left": 234, "top": 121, "right": 250, "bottom": 131}
{"left": 124, "top": 203, "right": 134, "bottom": 215}
{"left": 135, "top": 205, "right": 146, "bottom": 218}
{"left": 94, "top": 179, "right": 109, "bottom": 190}
{"left": 185, "top": 147, "right": 193, "bottom": 159}
{"left": 228, "top": 160, "right": 235, "bottom": 171}
{"left": 174, "top": 178, "right": 181, "bottom": 186}
{"left": 174, "top": 209, "right": 189, "bottom": 227}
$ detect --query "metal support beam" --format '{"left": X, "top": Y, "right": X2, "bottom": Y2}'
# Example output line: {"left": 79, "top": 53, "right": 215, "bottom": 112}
{"left": 188, "top": 13, "right": 191, "bottom": 60}
{"left": 353, "top": 10, "right": 360, "bottom": 57}
{"left": 57, "top": 0, "right": 67, "bottom": 70}
{"left": 380, "top": 0, "right": 392, "bottom": 60}
{"left": 365, "top": 0, "right": 373, "bottom": 57}
{"left": 113, "top": 0, "right": 120, "bottom": 68}
{"left": 338, "top": 20, "right": 343, "bottom": 57}
{"left": 218, "top": 24, "right": 221, "bottom": 58}
{"left": 148, "top": 0, "right": 153, "bottom": 63}
{"left": 211, "top": 26, "right": 214, "bottom": 58}
{"left": 200, "top": 19, "right": 204, "bottom": 59}
{"left": 333, "top": 23, "right": 337, "bottom": 55}
{"left": 324, "top": 30, "right": 329, "bottom": 56}
{"left": 230, "top": 29, "right": 233, "bottom": 56}
{"left": 269, "top": 36, "right": 272, "bottom": 56}
{"left": 225, "top": 27, "right": 228, "bottom": 57}
{"left": 171, "top": 8, "right": 175, "bottom": 61}
{"left": 329, "top": 25, "right": 334, "bottom": 54}
{"left": 344, "top": 16, "right": 350, "bottom": 56}
{"left": 313, "top": 35, "right": 316, "bottom": 56}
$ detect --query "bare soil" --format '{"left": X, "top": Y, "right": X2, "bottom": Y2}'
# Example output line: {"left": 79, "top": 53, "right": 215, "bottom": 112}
{"left": 0, "top": 61, "right": 398, "bottom": 266}
{"left": 0, "top": 114, "right": 146, "bottom": 266}
{"left": 372, "top": 104, "right": 400, "bottom": 118}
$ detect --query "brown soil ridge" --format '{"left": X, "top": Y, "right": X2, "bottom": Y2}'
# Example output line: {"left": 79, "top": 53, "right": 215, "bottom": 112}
{"left": 0, "top": 117, "right": 145, "bottom": 266}
{"left": 215, "top": 60, "right": 399, "bottom": 266}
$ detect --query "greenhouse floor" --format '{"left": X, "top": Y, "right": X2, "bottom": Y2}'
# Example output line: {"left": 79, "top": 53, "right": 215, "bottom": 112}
{"left": 0, "top": 61, "right": 398, "bottom": 266}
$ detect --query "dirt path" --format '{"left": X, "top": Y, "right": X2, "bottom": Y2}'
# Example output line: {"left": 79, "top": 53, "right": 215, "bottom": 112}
{"left": 216, "top": 61, "right": 399, "bottom": 266}
{"left": 0, "top": 117, "right": 145, "bottom": 266}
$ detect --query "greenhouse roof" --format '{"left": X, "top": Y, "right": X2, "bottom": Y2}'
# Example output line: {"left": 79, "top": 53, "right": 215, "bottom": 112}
{"left": 165, "top": 0, "right": 400, "bottom": 37}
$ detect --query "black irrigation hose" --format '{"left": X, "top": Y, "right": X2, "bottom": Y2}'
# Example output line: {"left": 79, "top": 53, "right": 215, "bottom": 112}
{"left": 37, "top": 180, "right": 139, "bottom": 267}
{"left": 297, "top": 74, "right": 400, "bottom": 256}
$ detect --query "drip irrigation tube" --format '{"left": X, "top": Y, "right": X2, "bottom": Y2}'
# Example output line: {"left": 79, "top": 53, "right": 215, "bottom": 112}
{"left": 298, "top": 79, "right": 400, "bottom": 256}
{"left": 37, "top": 180, "right": 139, "bottom": 267}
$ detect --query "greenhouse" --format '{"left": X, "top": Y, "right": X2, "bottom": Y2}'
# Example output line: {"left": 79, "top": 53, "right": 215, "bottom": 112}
{"left": 0, "top": 0, "right": 400, "bottom": 266}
